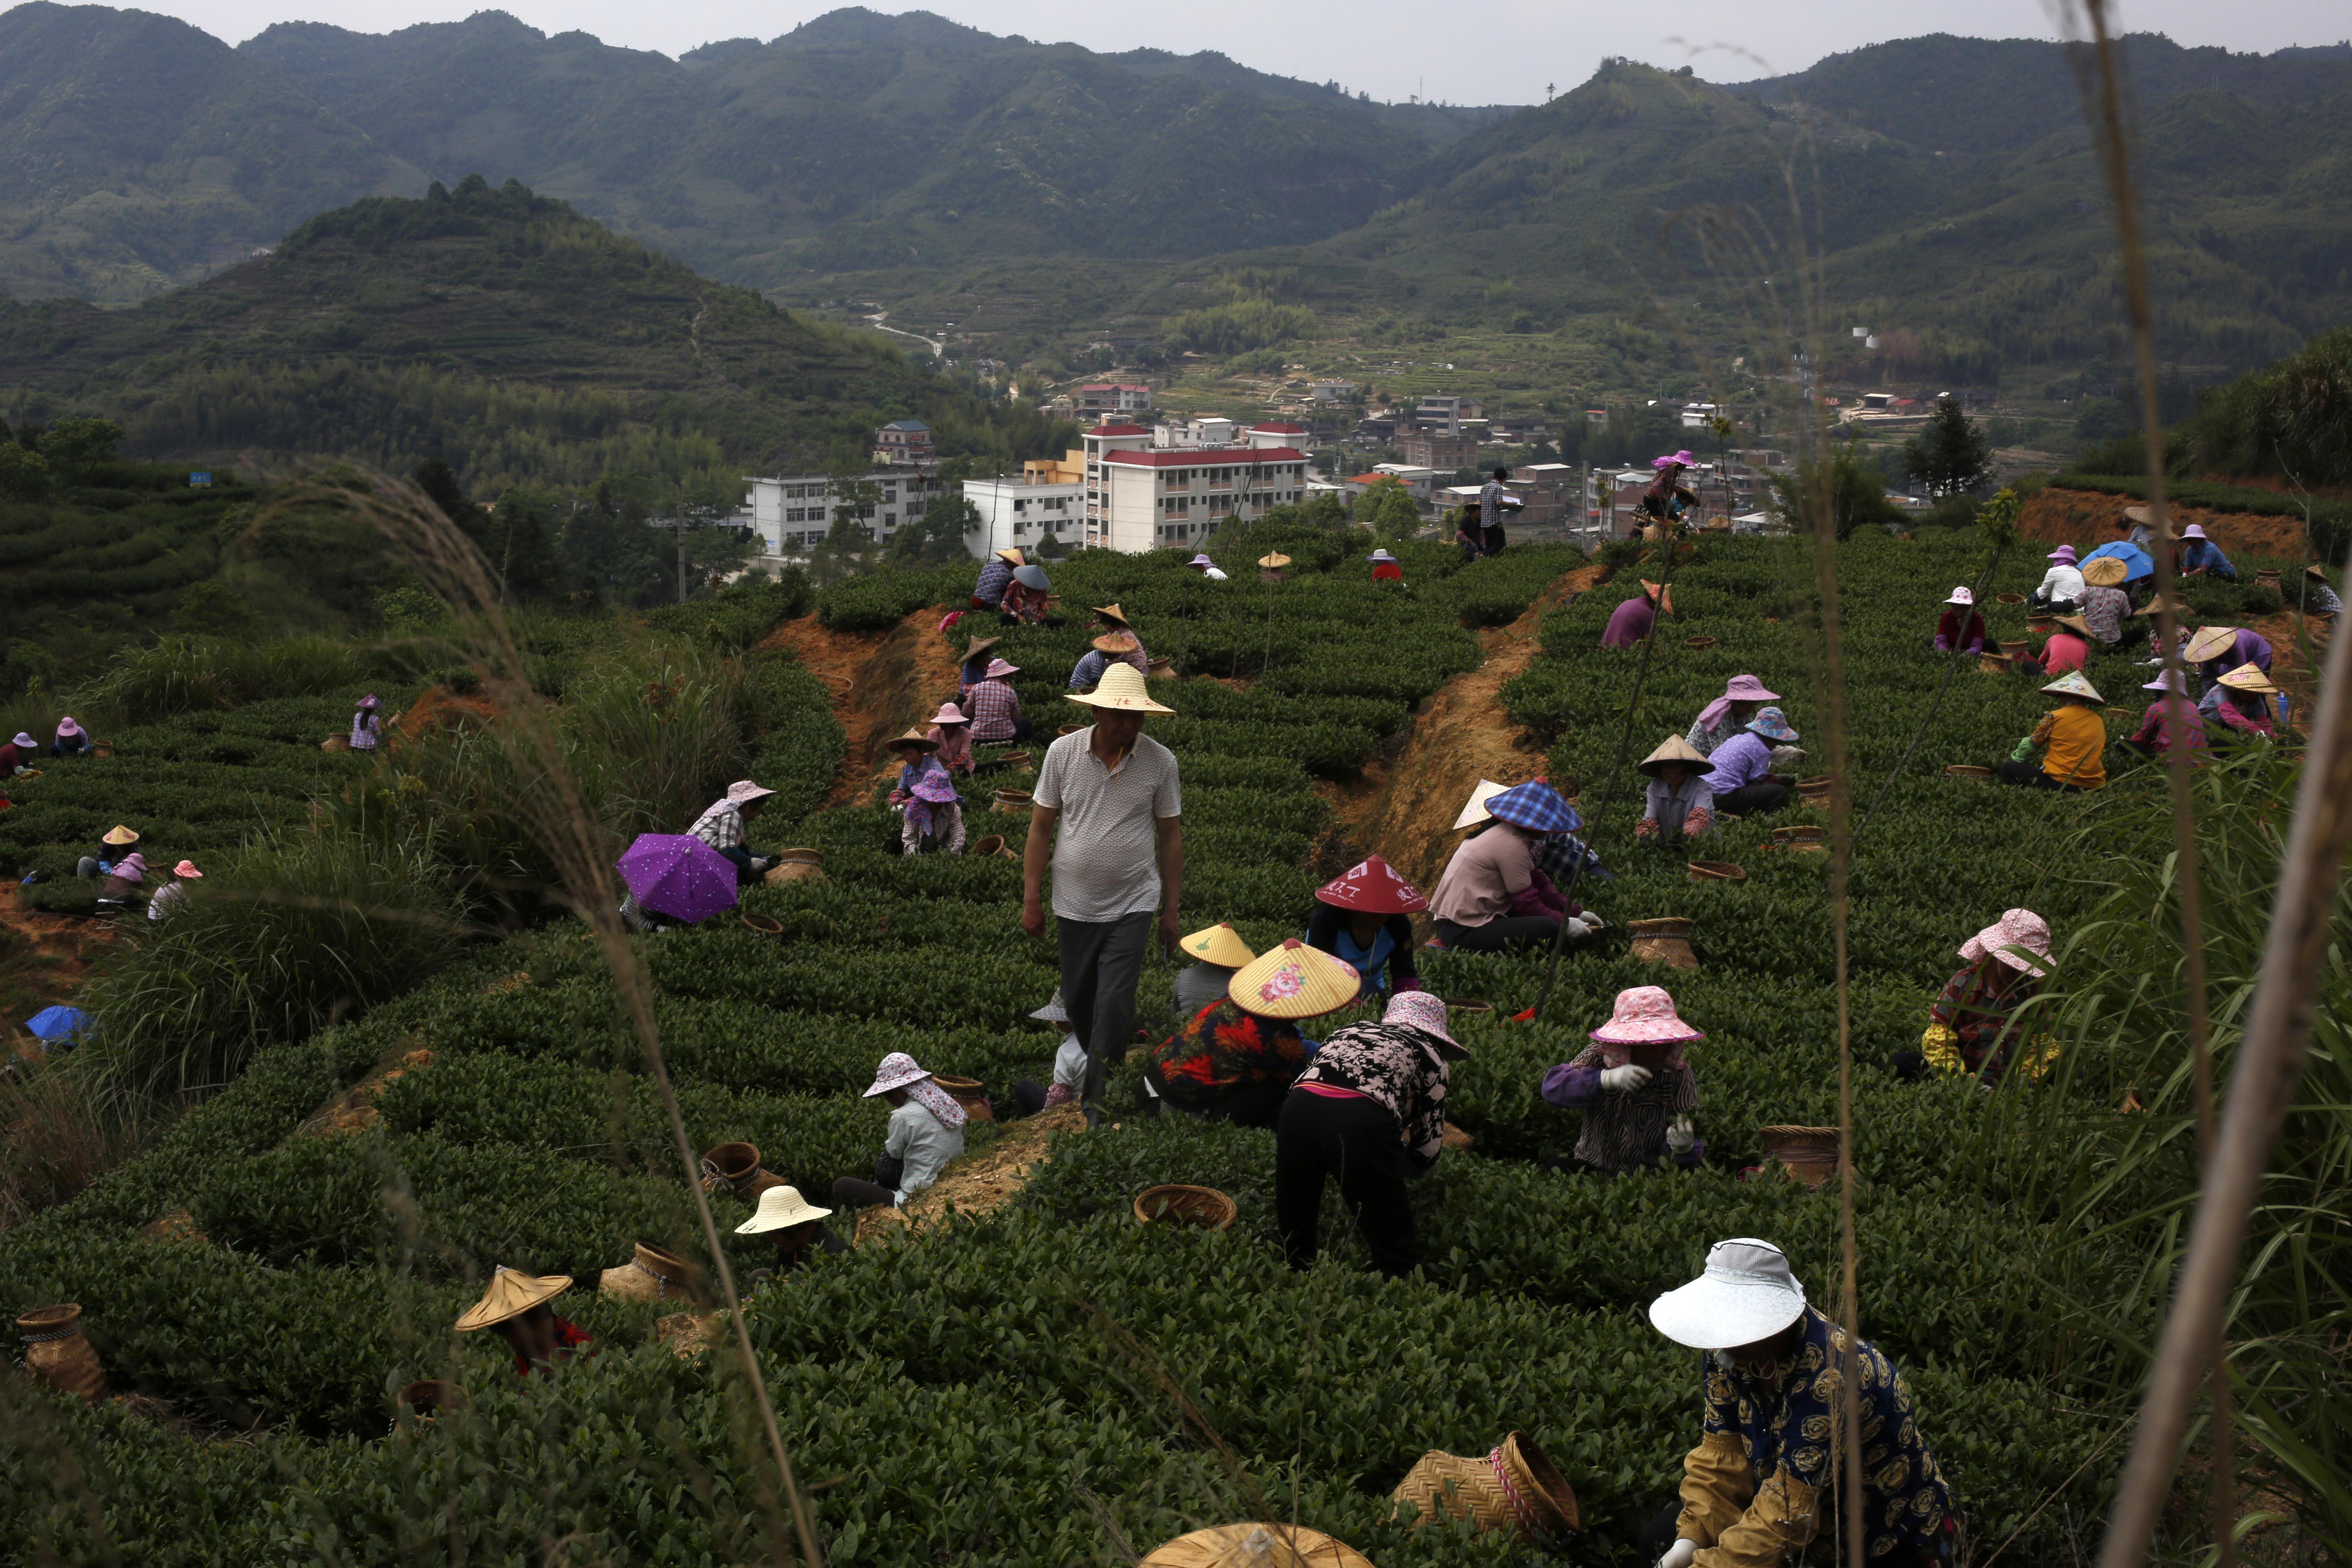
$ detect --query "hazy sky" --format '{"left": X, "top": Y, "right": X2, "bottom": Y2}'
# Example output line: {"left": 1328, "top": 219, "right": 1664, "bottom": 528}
{"left": 77, "top": 0, "right": 2352, "bottom": 100}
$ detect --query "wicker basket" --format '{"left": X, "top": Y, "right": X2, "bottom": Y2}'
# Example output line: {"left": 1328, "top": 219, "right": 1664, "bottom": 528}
{"left": 764, "top": 848, "right": 827, "bottom": 887}
{"left": 1057, "top": 723, "right": 1085, "bottom": 736}
{"left": 993, "top": 788, "right": 1033, "bottom": 811}
{"left": 2255, "top": 568, "right": 2282, "bottom": 590}
{"left": 1996, "top": 592, "right": 2025, "bottom": 605}
{"left": 1760, "top": 1125, "right": 1843, "bottom": 1189}
{"left": 933, "top": 1074, "right": 994, "bottom": 1123}
{"left": 1944, "top": 764, "right": 1993, "bottom": 781}
{"left": 1392, "top": 1430, "right": 1579, "bottom": 1541}
{"left": 1796, "top": 775, "right": 1833, "bottom": 803}
{"left": 1683, "top": 635, "right": 1716, "bottom": 649}
{"left": 1770, "top": 824, "right": 1829, "bottom": 855}
{"left": 1147, "top": 657, "right": 1175, "bottom": 679}
{"left": 700, "top": 1141, "right": 786, "bottom": 1200}
{"left": 1976, "top": 651, "right": 2013, "bottom": 676}
{"left": 1441, "top": 1121, "right": 1474, "bottom": 1152}
{"left": 1139, "top": 1524, "right": 1375, "bottom": 1568}
{"left": 1998, "top": 639, "right": 2030, "bottom": 657}
{"left": 396, "top": 1379, "right": 466, "bottom": 1419}
{"left": 741, "top": 911, "right": 784, "bottom": 936}
{"left": 993, "top": 751, "right": 1033, "bottom": 768}
{"left": 1687, "top": 860, "right": 1746, "bottom": 884}
{"left": 600, "top": 1241, "right": 708, "bottom": 1303}
{"left": 18, "top": 1304, "right": 105, "bottom": 1402}
{"left": 970, "top": 833, "right": 1006, "bottom": 858}
{"left": 1627, "top": 917, "right": 1697, "bottom": 971}
{"left": 1133, "top": 1184, "right": 1236, "bottom": 1230}
{"left": 321, "top": 735, "right": 350, "bottom": 753}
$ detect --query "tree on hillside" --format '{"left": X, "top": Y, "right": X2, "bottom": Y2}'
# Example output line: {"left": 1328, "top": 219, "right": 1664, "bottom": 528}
{"left": 411, "top": 458, "right": 473, "bottom": 526}
{"left": 35, "top": 417, "right": 122, "bottom": 483}
{"left": 1352, "top": 477, "right": 1422, "bottom": 539}
{"left": 889, "top": 493, "right": 980, "bottom": 565}
{"left": 1902, "top": 397, "right": 1993, "bottom": 496}
{"left": 1771, "top": 444, "right": 1907, "bottom": 541}
{"left": 0, "top": 443, "right": 51, "bottom": 503}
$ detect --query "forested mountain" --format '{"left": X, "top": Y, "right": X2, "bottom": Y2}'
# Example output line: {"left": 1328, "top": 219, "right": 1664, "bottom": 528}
{"left": 0, "top": 1, "right": 420, "bottom": 303}
{"left": 235, "top": 7, "right": 1500, "bottom": 282}
{"left": 0, "top": 178, "right": 1069, "bottom": 490}
{"left": 1314, "top": 45, "right": 2352, "bottom": 376}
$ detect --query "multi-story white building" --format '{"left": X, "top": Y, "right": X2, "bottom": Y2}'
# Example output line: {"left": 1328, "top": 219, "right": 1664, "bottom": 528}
{"left": 962, "top": 475, "right": 1085, "bottom": 559}
{"left": 742, "top": 468, "right": 950, "bottom": 559}
{"left": 1090, "top": 445, "right": 1310, "bottom": 552}
{"left": 1154, "top": 415, "right": 1238, "bottom": 448}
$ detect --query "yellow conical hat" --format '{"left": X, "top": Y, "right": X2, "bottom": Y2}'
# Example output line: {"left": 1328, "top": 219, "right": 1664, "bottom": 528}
{"left": 1180, "top": 922, "right": 1256, "bottom": 969}
{"left": 1227, "top": 939, "right": 1359, "bottom": 1020}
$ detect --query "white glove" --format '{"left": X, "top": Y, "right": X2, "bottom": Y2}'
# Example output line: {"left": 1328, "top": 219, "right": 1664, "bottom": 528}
{"left": 1666, "top": 1115, "right": 1696, "bottom": 1155}
{"left": 1658, "top": 1541, "right": 1698, "bottom": 1568}
{"left": 1600, "top": 1064, "right": 1653, "bottom": 1092}
{"left": 1579, "top": 912, "right": 1606, "bottom": 931}
{"left": 1565, "top": 917, "right": 1593, "bottom": 939}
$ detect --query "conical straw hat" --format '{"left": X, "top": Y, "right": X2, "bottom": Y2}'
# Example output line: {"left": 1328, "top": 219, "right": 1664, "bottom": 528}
{"left": 1181, "top": 922, "right": 1256, "bottom": 968}
{"left": 2040, "top": 670, "right": 2105, "bottom": 704}
{"left": 454, "top": 1265, "right": 572, "bottom": 1331}
{"left": 1258, "top": 553, "right": 1293, "bottom": 568}
{"left": 1452, "top": 778, "right": 1507, "bottom": 830}
{"left": 1228, "top": 939, "right": 1359, "bottom": 1020}
{"left": 2185, "top": 626, "right": 2240, "bottom": 663}
{"left": 1638, "top": 735, "right": 1715, "bottom": 777}
{"left": 2216, "top": 662, "right": 2278, "bottom": 694}
{"left": 1138, "top": 1523, "right": 1375, "bottom": 1568}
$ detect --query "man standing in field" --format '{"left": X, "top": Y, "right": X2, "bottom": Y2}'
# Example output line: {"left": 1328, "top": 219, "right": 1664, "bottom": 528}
{"left": 1022, "top": 664, "right": 1183, "bottom": 1123}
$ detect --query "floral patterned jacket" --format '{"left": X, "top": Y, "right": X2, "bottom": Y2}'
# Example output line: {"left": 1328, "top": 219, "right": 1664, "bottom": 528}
{"left": 1675, "top": 1308, "right": 1951, "bottom": 1566}
{"left": 1294, "top": 1020, "right": 1452, "bottom": 1169}
{"left": 1147, "top": 1000, "right": 1305, "bottom": 1109}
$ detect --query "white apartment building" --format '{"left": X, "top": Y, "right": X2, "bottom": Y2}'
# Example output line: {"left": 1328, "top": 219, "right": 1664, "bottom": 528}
{"left": 742, "top": 468, "right": 949, "bottom": 558}
{"left": 1091, "top": 445, "right": 1310, "bottom": 552}
{"left": 1154, "top": 415, "right": 1238, "bottom": 448}
{"left": 962, "top": 475, "right": 1085, "bottom": 558}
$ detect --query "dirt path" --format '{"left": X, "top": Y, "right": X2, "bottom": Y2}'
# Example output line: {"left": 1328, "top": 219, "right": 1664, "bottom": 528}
{"left": 762, "top": 608, "right": 967, "bottom": 806}
{"left": 1316, "top": 563, "right": 1605, "bottom": 895}
{"left": 0, "top": 883, "right": 116, "bottom": 1058}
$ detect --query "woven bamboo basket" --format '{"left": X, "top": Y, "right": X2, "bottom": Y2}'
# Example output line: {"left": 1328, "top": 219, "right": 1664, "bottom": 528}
{"left": 1996, "top": 592, "right": 2025, "bottom": 605}
{"left": 600, "top": 1241, "right": 708, "bottom": 1303}
{"left": 321, "top": 735, "right": 350, "bottom": 753}
{"left": 1139, "top": 1524, "right": 1374, "bottom": 1568}
{"left": 1796, "top": 775, "right": 1834, "bottom": 803}
{"left": 2027, "top": 617, "right": 2053, "bottom": 634}
{"left": 764, "top": 848, "right": 826, "bottom": 887}
{"left": 92, "top": 740, "right": 113, "bottom": 759}
{"left": 741, "top": 911, "right": 784, "bottom": 936}
{"left": 1998, "top": 639, "right": 2030, "bottom": 657}
{"left": 933, "top": 1075, "right": 994, "bottom": 1123}
{"left": 1944, "top": 764, "right": 1993, "bottom": 781}
{"left": 969, "top": 833, "right": 1006, "bottom": 858}
{"left": 1147, "top": 657, "right": 1175, "bottom": 678}
{"left": 1133, "top": 1184, "right": 1236, "bottom": 1230}
{"left": 1683, "top": 635, "right": 1716, "bottom": 649}
{"left": 1760, "top": 1125, "right": 1843, "bottom": 1189}
{"left": 993, "top": 751, "right": 1033, "bottom": 768}
{"left": 1441, "top": 1121, "right": 1474, "bottom": 1152}
{"left": 700, "top": 1141, "right": 786, "bottom": 1200}
{"left": 18, "top": 1305, "right": 105, "bottom": 1402}
{"left": 1687, "top": 860, "right": 1746, "bottom": 884}
{"left": 1057, "top": 723, "right": 1085, "bottom": 736}
{"left": 1977, "top": 651, "right": 2013, "bottom": 676}
{"left": 1392, "top": 1429, "right": 1579, "bottom": 1541}
{"left": 2255, "top": 568, "right": 2282, "bottom": 590}
{"left": 1770, "top": 824, "right": 1828, "bottom": 855}
{"left": 993, "top": 788, "right": 1033, "bottom": 811}
{"left": 1628, "top": 917, "right": 1697, "bottom": 971}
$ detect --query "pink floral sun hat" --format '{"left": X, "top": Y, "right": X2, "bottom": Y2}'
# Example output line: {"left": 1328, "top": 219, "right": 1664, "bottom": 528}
{"left": 983, "top": 657, "right": 1021, "bottom": 679}
{"left": 1959, "top": 908, "right": 2051, "bottom": 978}
{"left": 1590, "top": 985, "right": 1706, "bottom": 1045}
{"left": 1383, "top": 990, "right": 1466, "bottom": 1058}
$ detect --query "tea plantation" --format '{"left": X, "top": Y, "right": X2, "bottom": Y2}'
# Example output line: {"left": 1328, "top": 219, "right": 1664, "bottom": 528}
{"left": 0, "top": 525, "right": 2316, "bottom": 1564}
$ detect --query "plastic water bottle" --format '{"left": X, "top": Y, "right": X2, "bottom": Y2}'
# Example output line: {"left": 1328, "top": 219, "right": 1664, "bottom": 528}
{"left": 2278, "top": 694, "right": 2292, "bottom": 730}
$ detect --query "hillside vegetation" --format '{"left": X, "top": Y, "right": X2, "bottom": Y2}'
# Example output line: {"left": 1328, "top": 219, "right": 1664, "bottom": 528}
{"left": 0, "top": 179, "right": 1073, "bottom": 492}
{"left": 0, "top": 525, "right": 2342, "bottom": 1563}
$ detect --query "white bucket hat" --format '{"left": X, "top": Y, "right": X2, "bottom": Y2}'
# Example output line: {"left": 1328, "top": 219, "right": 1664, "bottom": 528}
{"left": 725, "top": 780, "right": 777, "bottom": 806}
{"left": 735, "top": 1183, "right": 833, "bottom": 1234}
{"left": 1648, "top": 1238, "right": 1809, "bottom": 1350}
{"left": 1944, "top": 585, "right": 1974, "bottom": 606}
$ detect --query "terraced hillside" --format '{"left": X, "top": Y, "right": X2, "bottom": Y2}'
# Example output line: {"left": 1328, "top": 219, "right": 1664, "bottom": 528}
{"left": 1, "top": 525, "right": 2341, "bottom": 1564}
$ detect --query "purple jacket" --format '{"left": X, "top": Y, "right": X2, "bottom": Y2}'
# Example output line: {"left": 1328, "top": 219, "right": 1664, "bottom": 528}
{"left": 1600, "top": 597, "right": 1655, "bottom": 649}
{"left": 1705, "top": 731, "right": 1775, "bottom": 795}
{"left": 2196, "top": 628, "right": 2272, "bottom": 692}
{"left": 1539, "top": 1062, "right": 1705, "bottom": 1167}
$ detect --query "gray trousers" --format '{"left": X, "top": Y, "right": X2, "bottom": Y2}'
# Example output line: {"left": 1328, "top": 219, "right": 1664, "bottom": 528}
{"left": 1056, "top": 912, "right": 1154, "bottom": 1107}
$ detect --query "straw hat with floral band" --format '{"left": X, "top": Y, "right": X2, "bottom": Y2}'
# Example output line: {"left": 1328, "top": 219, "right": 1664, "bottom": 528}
{"left": 1960, "top": 907, "right": 2052, "bottom": 978}
{"left": 1067, "top": 662, "right": 1174, "bottom": 715}
{"left": 2218, "top": 662, "right": 2279, "bottom": 695}
{"left": 1637, "top": 579, "right": 1675, "bottom": 613}
{"left": 1229, "top": 938, "right": 1360, "bottom": 1020}
{"left": 1091, "top": 629, "right": 1140, "bottom": 655}
{"left": 2184, "top": 625, "right": 2242, "bottom": 664}
{"left": 1384, "top": 989, "right": 1467, "bottom": 1059}
{"left": 1744, "top": 706, "right": 1800, "bottom": 743}
{"left": 455, "top": 1265, "right": 573, "bottom": 1332}
{"left": 1639, "top": 735, "right": 1716, "bottom": 777}
{"left": 1180, "top": 922, "right": 1257, "bottom": 969}
{"left": 1648, "top": 1237, "right": 1808, "bottom": 1351}
{"left": 736, "top": 1183, "right": 833, "bottom": 1235}
{"left": 1483, "top": 780, "right": 1580, "bottom": 835}
{"left": 2040, "top": 670, "right": 2104, "bottom": 704}
{"left": 1315, "top": 855, "right": 1427, "bottom": 915}
{"left": 2080, "top": 557, "right": 2129, "bottom": 588}
{"left": 101, "top": 824, "right": 140, "bottom": 847}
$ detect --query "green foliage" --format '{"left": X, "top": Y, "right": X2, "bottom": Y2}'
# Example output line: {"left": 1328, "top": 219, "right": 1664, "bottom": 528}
{"left": 1162, "top": 298, "right": 1318, "bottom": 356}
{"left": 1899, "top": 396, "right": 1992, "bottom": 497}
{"left": 1770, "top": 442, "right": 1907, "bottom": 541}
{"left": 1351, "top": 476, "right": 1423, "bottom": 538}
{"left": 35, "top": 417, "right": 124, "bottom": 483}
{"left": 89, "top": 635, "right": 371, "bottom": 724}
{"left": 2175, "top": 325, "right": 2352, "bottom": 487}
{"left": 0, "top": 441, "right": 51, "bottom": 502}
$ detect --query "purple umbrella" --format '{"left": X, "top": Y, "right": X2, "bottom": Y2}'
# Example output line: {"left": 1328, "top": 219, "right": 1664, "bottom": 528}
{"left": 617, "top": 834, "right": 739, "bottom": 924}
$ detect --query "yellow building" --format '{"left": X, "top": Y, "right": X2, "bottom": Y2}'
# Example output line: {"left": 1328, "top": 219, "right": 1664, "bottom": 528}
{"left": 1025, "top": 449, "right": 1085, "bottom": 485}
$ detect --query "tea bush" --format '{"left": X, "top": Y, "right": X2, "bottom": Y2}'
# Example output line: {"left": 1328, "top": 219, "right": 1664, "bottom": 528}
{"left": 2, "top": 529, "right": 2315, "bottom": 1565}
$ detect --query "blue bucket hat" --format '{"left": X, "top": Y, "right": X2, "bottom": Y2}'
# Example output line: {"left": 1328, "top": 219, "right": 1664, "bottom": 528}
{"left": 1485, "top": 781, "right": 1582, "bottom": 834}
{"left": 1744, "top": 706, "right": 1800, "bottom": 743}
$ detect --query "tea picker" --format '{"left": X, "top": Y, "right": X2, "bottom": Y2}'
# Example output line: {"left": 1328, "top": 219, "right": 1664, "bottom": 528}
{"left": 2200, "top": 661, "right": 2281, "bottom": 744}
{"left": 1892, "top": 907, "right": 2059, "bottom": 1088}
{"left": 1427, "top": 781, "right": 1590, "bottom": 953}
{"left": 0, "top": 731, "right": 34, "bottom": 776}
{"left": 1638, "top": 1239, "right": 1955, "bottom": 1568}
{"left": 735, "top": 1185, "right": 845, "bottom": 1290}
{"left": 49, "top": 716, "right": 91, "bottom": 758}
{"left": 1275, "top": 990, "right": 1467, "bottom": 1278}
{"left": 1684, "top": 675, "right": 1782, "bottom": 757}
{"left": 830, "top": 1052, "right": 968, "bottom": 1211}
{"left": 1635, "top": 738, "right": 1715, "bottom": 844}
{"left": 1701, "top": 707, "right": 1798, "bottom": 819}
{"left": 1303, "top": 854, "right": 1427, "bottom": 1003}
{"left": 1540, "top": 987, "right": 1703, "bottom": 1175}
{"left": 2120, "top": 668, "right": 2207, "bottom": 760}
{"left": 1996, "top": 671, "right": 2107, "bottom": 792}
{"left": 969, "top": 547, "right": 1022, "bottom": 614}
{"left": 1932, "top": 587, "right": 1986, "bottom": 655}
{"left": 2185, "top": 623, "right": 2271, "bottom": 695}
{"left": 456, "top": 1267, "right": 595, "bottom": 1377}
{"left": 1171, "top": 922, "right": 1257, "bottom": 1027}
{"left": 1143, "top": 940, "right": 1356, "bottom": 1127}
{"left": 76, "top": 823, "right": 140, "bottom": 883}
{"left": 886, "top": 729, "right": 966, "bottom": 855}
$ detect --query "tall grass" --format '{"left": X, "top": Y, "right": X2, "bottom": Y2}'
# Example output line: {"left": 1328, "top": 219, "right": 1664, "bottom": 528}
{"left": 78, "top": 818, "right": 472, "bottom": 1108}
{"left": 1993, "top": 751, "right": 2352, "bottom": 1558}
{"left": 89, "top": 634, "right": 371, "bottom": 723}
{"left": 0, "top": 1060, "right": 143, "bottom": 1231}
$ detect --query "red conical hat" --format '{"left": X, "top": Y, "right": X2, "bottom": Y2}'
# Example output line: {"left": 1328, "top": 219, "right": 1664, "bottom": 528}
{"left": 1314, "top": 854, "right": 1428, "bottom": 915}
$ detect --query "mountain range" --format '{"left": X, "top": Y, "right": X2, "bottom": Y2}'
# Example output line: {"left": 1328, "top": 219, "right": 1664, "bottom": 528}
{"left": 0, "top": 3, "right": 2347, "bottom": 381}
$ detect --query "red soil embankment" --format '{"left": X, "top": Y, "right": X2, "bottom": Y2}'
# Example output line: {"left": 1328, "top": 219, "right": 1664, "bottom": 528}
{"left": 761, "top": 608, "right": 966, "bottom": 806}
{"left": 2021, "top": 487, "right": 2311, "bottom": 559}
